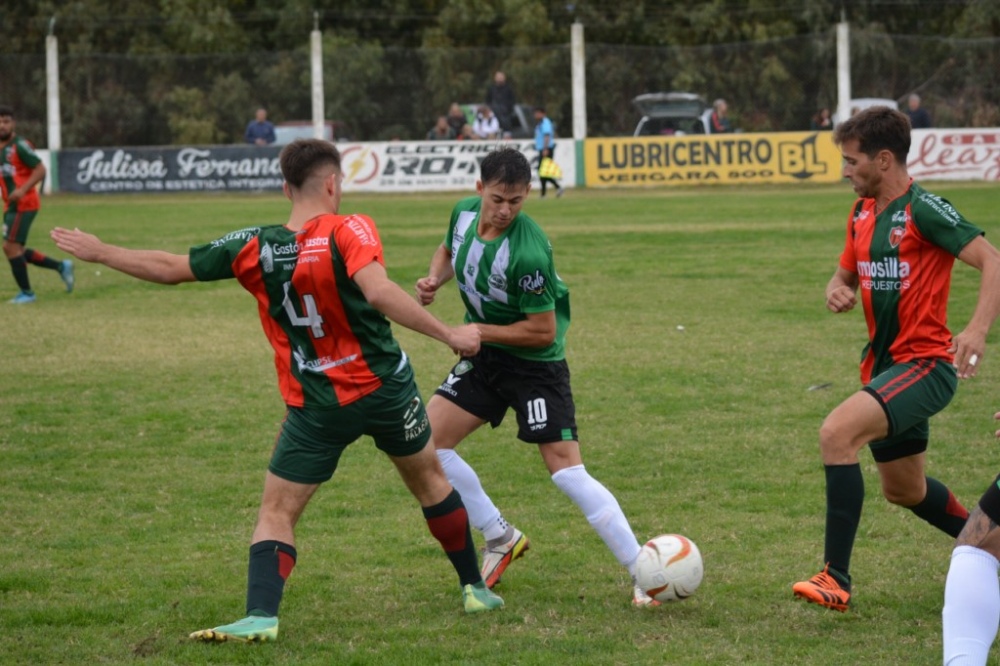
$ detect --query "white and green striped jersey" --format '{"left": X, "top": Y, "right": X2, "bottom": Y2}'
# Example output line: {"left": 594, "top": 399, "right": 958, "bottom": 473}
{"left": 446, "top": 196, "right": 570, "bottom": 361}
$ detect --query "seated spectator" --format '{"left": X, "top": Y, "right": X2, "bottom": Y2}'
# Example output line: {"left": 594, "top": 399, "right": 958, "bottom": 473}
{"left": 245, "top": 107, "right": 276, "bottom": 145}
{"left": 456, "top": 123, "right": 476, "bottom": 141}
{"left": 810, "top": 108, "right": 832, "bottom": 130}
{"left": 427, "top": 116, "right": 456, "bottom": 141}
{"left": 446, "top": 103, "right": 467, "bottom": 136}
{"left": 472, "top": 106, "right": 500, "bottom": 140}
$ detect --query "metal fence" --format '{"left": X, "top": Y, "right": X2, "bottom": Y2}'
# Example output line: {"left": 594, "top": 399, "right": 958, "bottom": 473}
{"left": 2, "top": 28, "right": 997, "bottom": 149}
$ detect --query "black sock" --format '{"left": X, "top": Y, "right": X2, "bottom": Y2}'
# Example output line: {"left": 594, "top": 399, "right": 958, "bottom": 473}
{"left": 423, "top": 489, "right": 480, "bottom": 587}
{"left": 824, "top": 463, "right": 864, "bottom": 586}
{"left": 246, "top": 540, "right": 297, "bottom": 617}
{"left": 908, "top": 476, "right": 969, "bottom": 537}
{"left": 8, "top": 255, "right": 31, "bottom": 292}
{"left": 24, "top": 248, "right": 61, "bottom": 270}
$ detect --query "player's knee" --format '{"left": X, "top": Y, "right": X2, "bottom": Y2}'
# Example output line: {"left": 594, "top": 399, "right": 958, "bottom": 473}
{"left": 881, "top": 484, "right": 923, "bottom": 506}
{"left": 818, "top": 418, "right": 860, "bottom": 460}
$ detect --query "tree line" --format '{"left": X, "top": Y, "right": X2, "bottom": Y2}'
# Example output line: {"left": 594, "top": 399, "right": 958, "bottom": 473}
{"left": 2, "top": 0, "right": 998, "bottom": 147}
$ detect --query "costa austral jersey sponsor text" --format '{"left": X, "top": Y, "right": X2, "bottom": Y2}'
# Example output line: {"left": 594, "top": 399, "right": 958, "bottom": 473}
{"left": 0, "top": 135, "right": 42, "bottom": 212}
{"left": 839, "top": 181, "right": 983, "bottom": 383}
{"left": 446, "top": 196, "right": 570, "bottom": 361}
{"left": 189, "top": 214, "right": 404, "bottom": 408}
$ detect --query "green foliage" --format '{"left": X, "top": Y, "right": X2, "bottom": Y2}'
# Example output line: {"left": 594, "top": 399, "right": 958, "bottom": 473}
{"left": 164, "top": 86, "right": 222, "bottom": 144}
{"left": 0, "top": 1, "right": 998, "bottom": 144}
{"left": 3, "top": 183, "right": 1000, "bottom": 664}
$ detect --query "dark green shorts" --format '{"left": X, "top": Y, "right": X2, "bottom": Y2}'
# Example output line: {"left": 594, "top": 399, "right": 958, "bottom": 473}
{"left": 268, "top": 363, "right": 431, "bottom": 484}
{"left": 3, "top": 209, "right": 38, "bottom": 245}
{"left": 865, "top": 358, "right": 957, "bottom": 462}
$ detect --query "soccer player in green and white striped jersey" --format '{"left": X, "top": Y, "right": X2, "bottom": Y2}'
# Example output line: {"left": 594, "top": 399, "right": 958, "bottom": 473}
{"left": 415, "top": 147, "right": 658, "bottom": 607}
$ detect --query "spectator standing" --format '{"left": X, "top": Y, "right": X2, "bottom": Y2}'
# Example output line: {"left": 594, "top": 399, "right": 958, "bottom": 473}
{"left": 51, "top": 139, "right": 504, "bottom": 644}
{"left": 709, "top": 99, "right": 733, "bottom": 133}
{"left": 533, "top": 107, "right": 563, "bottom": 198}
{"left": 245, "top": 107, "right": 276, "bottom": 146}
{"left": 0, "top": 105, "right": 74, "bottom": 304}
{"left": 427, "top": 116, "right": 457, "bottom": 141}
{"left": 485, "top": 71, "right": 517, "bottom": 136}
{"left": 472, "top": 106, "right": 500, "bottom": 140}
{"left": 906, "top": 94, "right": 933, "bottom": 129}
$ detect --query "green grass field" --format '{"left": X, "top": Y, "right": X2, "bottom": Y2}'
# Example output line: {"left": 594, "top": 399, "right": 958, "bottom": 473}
{"left": 2, "top": 183, "right": 999, "bottom": 665}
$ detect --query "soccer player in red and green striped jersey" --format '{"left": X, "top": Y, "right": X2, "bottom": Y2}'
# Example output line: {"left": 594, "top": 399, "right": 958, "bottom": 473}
{"left": 792, "top": 107, "right": 1000, "bottom": 613}
{"left": 0, "top": 105, "right": 74, "bottom": 304}
{"left": 51, "top": 139, "right": 503, "bottom": 643}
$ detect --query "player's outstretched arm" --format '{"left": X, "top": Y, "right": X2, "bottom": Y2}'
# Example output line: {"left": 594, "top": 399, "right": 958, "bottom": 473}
{"left": 355, "top": 260, "right": 479, "bottom": 356}
{"left": 950, "top": 236, "right": 1000, "bottom": 378}
{"left": 415, "top": 244, "right": 455, "bottom": 306}
{"left": 51, "top": 227, "right": 196, "bottom": 285}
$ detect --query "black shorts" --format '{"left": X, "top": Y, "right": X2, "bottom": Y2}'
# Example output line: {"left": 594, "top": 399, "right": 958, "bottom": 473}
{"left": 434, "top": 345, "right": 578, "bottom": 444}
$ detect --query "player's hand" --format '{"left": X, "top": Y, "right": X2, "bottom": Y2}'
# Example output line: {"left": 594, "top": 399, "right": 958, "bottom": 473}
{"left": 415, "top": 276, "right": 440, "bottom": 306}
{"left": 949, "top": 329, "right": 986, "bottom": 379}
{"left": 447, "top": 324, "right": 480, "bottom": 356}
{"left": 50, "top": 227, "right": 105, "bottom": 263}
{"left": 826, "top": 285, "right": 857, "bottom": 313}
{"left": 8, "top": 187, "right": 25, "bottom": 204}
{"left": 994, "top": 411, "right": 1000, "bottom": 438}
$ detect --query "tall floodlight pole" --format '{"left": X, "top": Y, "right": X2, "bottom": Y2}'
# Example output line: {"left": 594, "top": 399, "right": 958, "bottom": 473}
{"left": 46, "top": 17, "right": 61, "bottom": 151}
{"left": 311, "top": 12, "right": 325, "bottom": 140}
{"left": 836, "top": 16, "right": 851, "bottom": 125}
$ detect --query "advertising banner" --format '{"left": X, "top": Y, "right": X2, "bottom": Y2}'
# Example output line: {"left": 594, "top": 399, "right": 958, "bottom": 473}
{"left": 58, "top": 145, "right": 284, "bottom": 194}
{"left": 907, "top": 129, "right": 1000, "bottom": 181}
{"left": 57, "top": 141, "right": 576, "bottom": 194}
{"left": 584, "top": 132, "right": 842, "bottom": 187}
{"left": 339, "top": 140, "right": 574, "bottom": 193}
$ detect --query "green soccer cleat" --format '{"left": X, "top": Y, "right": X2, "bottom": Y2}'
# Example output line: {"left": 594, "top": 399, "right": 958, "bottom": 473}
{"left": 463, "top": 582, "right": 505, "bottom": 614}
{"left": 188, "top": 615, "right": 279, "bottom": 643}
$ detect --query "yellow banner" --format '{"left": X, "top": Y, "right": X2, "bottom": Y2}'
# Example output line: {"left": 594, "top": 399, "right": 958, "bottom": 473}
{"left": 584, "top": 132, "right": 842, "bottom": 187}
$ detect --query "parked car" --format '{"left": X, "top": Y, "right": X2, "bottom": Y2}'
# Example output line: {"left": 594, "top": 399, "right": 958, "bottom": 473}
{"left": 632, "top": 92, "right": 714, "bottom": 136}
{"left": 831, "top": 98, "right": 899, "bottom": 125}
{"left": 273, "top": 120, "right": 352, "bottom": 144}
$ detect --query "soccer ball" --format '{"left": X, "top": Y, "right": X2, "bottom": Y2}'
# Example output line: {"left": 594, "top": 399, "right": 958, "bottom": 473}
{"left": 634, "top": 534, "right": 703, "bottom": 602}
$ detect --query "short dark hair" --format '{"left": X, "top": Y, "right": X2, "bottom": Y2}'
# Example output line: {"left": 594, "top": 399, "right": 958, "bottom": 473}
{"left": 279, "top": 139, "right": 341, "bottom": 189}
{"left": 833, "top": 106, "right": 911, "bottom": 164}
{"left": 0, "top": 105, "right": 14, "bottom": 118}
{"left": 480, "top": 147, "right": 531, "bottom": 188}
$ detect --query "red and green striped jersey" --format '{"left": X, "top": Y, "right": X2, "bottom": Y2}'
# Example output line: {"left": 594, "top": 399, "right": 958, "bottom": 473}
{"left": 838, "top": 181, "right": 983, "bottom": 383}
{"left": 445, "top": 196, "right": 570, "bottom": 361}
{"left": 189, "top": 213, "right": 404, "bottom": 408}
{"left": 0, "top": 134, "right": 42, "bottom": 211}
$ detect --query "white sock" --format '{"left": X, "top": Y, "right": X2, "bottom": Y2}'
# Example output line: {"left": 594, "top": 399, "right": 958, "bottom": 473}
{"left": 551, "top": 464, "right": 642, "bottom": 574}
{"left": 436, "top": 449, "right": 507, "bottom": 539}
{"left": 943, "top": 545, "right": 1000, "bottom": 666}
